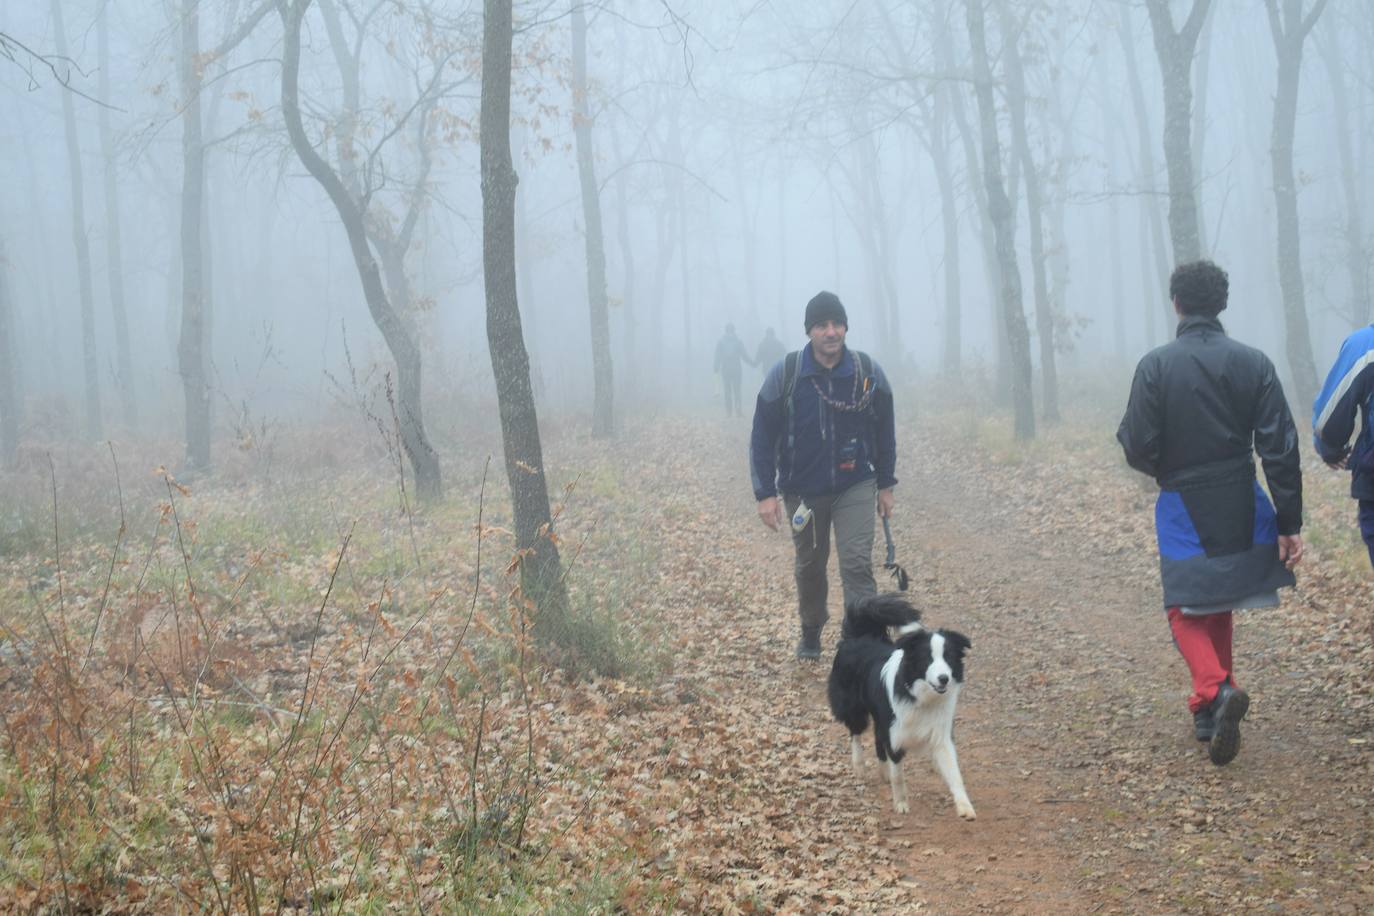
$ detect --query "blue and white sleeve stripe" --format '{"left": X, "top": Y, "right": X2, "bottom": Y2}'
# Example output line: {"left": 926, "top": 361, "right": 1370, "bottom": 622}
{"left": 1312, "top": 327, "right": 1374, "bottom": 459}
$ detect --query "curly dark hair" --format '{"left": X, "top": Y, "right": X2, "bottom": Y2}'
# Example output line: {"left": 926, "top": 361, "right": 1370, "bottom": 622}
{"left": 1169, "top": 260, "right": 1229, "bottom": 316}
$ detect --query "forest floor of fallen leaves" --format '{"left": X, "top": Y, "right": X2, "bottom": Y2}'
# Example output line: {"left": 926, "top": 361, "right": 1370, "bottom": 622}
{"left": 2, "top": 393, "right": 1372, "bottom": 913}
{"left": 595, "top": 400, "right": 1373, "bottom": 914}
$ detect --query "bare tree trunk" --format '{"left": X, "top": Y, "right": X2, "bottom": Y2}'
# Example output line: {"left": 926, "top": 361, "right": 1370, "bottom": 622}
{"left": 610, "top": 128, "right": 637, "bottom": 397}
{"left": 650, "top": 203, "right": 674, "bottom": 386}
{"left": 866, "top": 149, "right": 902, "bottom": 350}
{"left": 318, "top": 0, "right": 361, "bottom": 197}
{"left": 966, "top": 0, "right": 1034, "bottom": 439}
{"left": 1119, "top": 6, "right": 1171, "bottom": 347}
{"left": 280, "top": 0, "right": 441, "bottom": 501}
{"left": 1101, "top": 73, "right": 1128, "bottom": 359}
{"left": 51, "top": 0, "right": 102, "bottom": 441}
{"left": 732, "top": 147, "right": 760, "bottom": 325}
{"left": 873, "top": 0, "right": 955, "bottom": 373}
{"left": 571, "top": 1, "right": 614, "bottom": 437}
{"left": 837, "top": 137, "right": 894, "bottom": 350}
{"left": 931, "top": 89, "right": 962, "bottom": 378}
{"left": 480, "top": 0, "right": 569, "bottom": 613}
{"left": 177, "top": 0, "right": 212, "bottom": 471}
{"left": 1318, "top": 16, "right": 1370, "bottom": 328}
{"left": 998, "top": 0, "right": 1058, "bottom": 423}
{"left": 1145, "top": 0, "right": 1212, "bottom": 265}
{"left": 936, "top": 10, "right": 1006, "bottom": 394}
{"left": 317, "top": 0, "right": 442, "bottom": 498}
{"left": 0, "top": 238, "right": 18, "bottom": 468}
{"left": 668, "top": 113, "right": 692, "bottom": 383}
{"left": 1191, "top": 3, "right": 1215, "bottom": 256}
{"left": 515, "top": 128, "right": 539, "bottom": 329}
{"left": 1265, "top": 0, "right": 1330, "bottom": 409}
{"left": 98, "top": 3, "right": 136, "bottom": 429}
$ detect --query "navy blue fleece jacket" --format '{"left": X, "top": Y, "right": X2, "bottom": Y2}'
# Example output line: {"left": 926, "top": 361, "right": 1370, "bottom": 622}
{"left": 749, "top": 345, "right": 897, "bottom": 501}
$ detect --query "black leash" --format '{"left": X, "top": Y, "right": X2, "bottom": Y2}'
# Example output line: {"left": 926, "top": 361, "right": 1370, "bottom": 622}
{"left": 881, "top": 516, "right": 910, "bottom": 592}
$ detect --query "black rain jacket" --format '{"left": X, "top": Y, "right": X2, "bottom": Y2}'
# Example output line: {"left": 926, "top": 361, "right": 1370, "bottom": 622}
{"left": 1117, "top": 315, "right": 1302, "bottom": 608}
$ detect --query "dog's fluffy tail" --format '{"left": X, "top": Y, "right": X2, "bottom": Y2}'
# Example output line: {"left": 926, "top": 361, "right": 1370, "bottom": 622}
{"left": 840, "top": 593, "right": 921, "bottom": 641}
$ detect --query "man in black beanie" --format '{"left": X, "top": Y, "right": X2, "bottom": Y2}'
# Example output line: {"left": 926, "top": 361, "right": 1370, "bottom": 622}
{"left": 749, "top": 291, "right": 898, "bottom": 659}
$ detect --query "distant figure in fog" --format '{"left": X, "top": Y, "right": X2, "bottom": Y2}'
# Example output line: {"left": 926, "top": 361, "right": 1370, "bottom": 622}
{"left": 753, "top": 327, "right": 786, "bottom": 377}
{"left": 714, "top": 323, "right": 750, "bottom": 417}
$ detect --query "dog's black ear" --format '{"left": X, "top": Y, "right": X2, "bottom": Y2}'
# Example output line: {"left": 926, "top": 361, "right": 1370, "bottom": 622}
{"left": 941, "top": 629, "right": 971, "bottom": 655}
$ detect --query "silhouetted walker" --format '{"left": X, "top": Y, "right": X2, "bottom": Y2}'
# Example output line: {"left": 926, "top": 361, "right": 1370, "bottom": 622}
{"left": 753, "top": 327, "right": 786, "bottom": 377}
{"left": 714, "top": 323, "right": 750, "bottom": 417}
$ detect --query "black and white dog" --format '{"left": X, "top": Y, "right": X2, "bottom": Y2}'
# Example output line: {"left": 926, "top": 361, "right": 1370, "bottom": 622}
{"left": 827, "top": 594, "right": 975, "bottom": 819}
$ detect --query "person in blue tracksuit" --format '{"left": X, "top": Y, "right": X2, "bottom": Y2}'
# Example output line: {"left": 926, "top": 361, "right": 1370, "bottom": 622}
{"left": 1312, "top": 324, "right": 1374, "bottom": 568}
{"left": 750, "top": 292, "right": 897, "bottom": 660}
{"left": 1118, "top": 260, "right": 1303, "bottom": 766}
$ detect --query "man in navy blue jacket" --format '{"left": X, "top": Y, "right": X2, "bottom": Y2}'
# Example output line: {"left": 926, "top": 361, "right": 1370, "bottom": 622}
{"left": 1313, "top": 324, "right": 1374, "bottom": 568}
{"left": 749, "top": 292, "right": 897, "bottom": 659}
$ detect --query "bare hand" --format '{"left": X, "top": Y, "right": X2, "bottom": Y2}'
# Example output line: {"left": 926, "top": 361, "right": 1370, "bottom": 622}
{"left": 876, "top": 487, "right": 894, "bottom": 519}
{"left": 1325, "top": 448, "right": 1351, "bottom": 471}
{"left": 1278, "top": 534, "right": 1304, "bottom": 569}
{"left": 758, "top": 496, "right": 784, "bottom": 532}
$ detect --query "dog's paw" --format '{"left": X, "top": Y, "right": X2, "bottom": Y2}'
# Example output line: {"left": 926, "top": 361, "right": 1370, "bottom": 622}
{"left": 956, "top": 803, "right": 977, "bottom": 821}
{"left": 893, "top": 800, "right": 910, "bottom": 814}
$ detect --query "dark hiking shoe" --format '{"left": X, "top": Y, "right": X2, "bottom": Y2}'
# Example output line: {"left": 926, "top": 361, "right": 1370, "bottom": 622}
{"left": 1208, "top": 683, "right": 1250, "bottom": 766}
{"left": 796, "top": 626, "right": 822, "bottom": 660}
{"left": 1193, "top": 707, "right": 1215, "bottom": 742}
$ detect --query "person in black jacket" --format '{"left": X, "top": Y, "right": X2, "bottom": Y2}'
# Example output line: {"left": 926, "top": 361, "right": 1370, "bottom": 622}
{"left": 1117, "top": 260, "right": 1303, "bottom": 766}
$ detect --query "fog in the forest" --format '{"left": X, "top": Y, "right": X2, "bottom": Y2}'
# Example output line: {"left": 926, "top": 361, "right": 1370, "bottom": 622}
{"left": 1, "top": 0, "right": 1369, "bottom": 466}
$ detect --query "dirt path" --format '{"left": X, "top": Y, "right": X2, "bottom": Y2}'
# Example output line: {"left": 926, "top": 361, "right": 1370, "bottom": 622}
{"left": 635, "top": 414, "right": 1372, "bottom": 914}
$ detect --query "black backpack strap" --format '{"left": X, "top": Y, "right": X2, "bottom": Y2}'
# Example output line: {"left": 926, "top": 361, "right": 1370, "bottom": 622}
{"left": 782, "top": 349, "right": 800, "bottom": 452}
{"left": 782, "top": 350, "right": 800, "bottom": 406}
{"left": 854, "top": 350, "right": 873, "bottom": 390}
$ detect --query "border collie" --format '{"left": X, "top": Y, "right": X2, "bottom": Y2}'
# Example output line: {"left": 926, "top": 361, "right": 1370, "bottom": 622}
{"left": 827, "top": 594, "right": 975, "bottom": 819}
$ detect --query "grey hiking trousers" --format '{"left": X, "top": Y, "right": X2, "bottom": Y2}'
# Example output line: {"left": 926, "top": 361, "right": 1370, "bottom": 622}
{"left": 784, "top": 478, "right": 878, "bottom": 630}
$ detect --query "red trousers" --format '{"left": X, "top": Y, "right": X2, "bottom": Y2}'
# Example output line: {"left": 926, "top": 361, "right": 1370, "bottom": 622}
{"left": 1166, "top": 607, "right": 1234, "bottom": 713}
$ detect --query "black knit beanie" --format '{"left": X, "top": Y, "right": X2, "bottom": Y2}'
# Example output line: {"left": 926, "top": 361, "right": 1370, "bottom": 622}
{"left": 805, "top": 291, "right": 848, "bottom": 332}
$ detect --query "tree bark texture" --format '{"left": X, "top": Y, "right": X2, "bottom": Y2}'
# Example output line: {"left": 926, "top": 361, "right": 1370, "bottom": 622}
{"left": 1145, "top": 0, "right": 1211, "bottom": 265}
{"left": 480, "top": 0, "right": 569, "bottom": 614}
{"left": 98, "top": 3, "right": 136, "bottom": 429}
{"left": 571, "top": 2, "right": 615, "bottom": 438}
{"left": 998, "top": 0, "right": 1058, "bottom": 423}
{"left": 280, "top": 0, "right": 441, "bottom": 501}
{"left": 51, "top": 0, "right": 103, "bottom": 441}
{"left": 1265, "top": 0, "right": 1329, "bottom": 409}
{"left": 965, "top": 0, "right": 1035, "bottom": 440}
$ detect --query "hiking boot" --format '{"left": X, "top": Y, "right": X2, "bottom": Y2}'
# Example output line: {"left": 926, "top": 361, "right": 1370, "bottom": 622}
{"left": 1207, "top": 683, "right": 1250, "bottom": 766}
{"left": 796, "top": 626, "right": 822, "bottom": 660}
{"left": 1193, "top": 707, "right": 1216, "bottom": 742}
